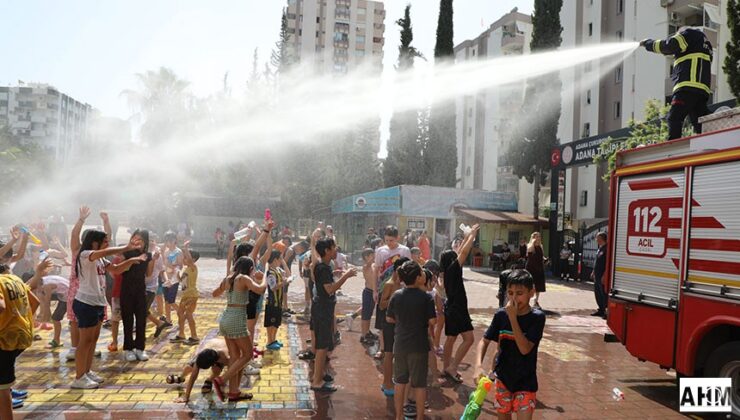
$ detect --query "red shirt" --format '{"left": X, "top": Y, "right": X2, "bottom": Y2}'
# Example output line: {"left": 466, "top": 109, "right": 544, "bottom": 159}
{"left": 110, "top": 255, "right": 123, "bottom": 298}
{"left": 418, "top": 236, "right": 431, "bottom": 260}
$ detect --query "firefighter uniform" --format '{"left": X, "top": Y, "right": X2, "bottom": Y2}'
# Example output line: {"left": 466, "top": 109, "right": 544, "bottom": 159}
{"left": 642, "top": 27, "right": 713, "bottom": 140}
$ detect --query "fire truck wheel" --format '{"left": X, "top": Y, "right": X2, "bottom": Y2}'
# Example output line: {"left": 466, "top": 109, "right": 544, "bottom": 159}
{"left": 703, "top": 341, "right": 740, "bottom": 415}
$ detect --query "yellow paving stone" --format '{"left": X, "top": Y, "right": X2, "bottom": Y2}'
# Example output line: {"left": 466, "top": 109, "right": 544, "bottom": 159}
{"left": 275, "top": 394, "right": 296, "bottom": 401}
{"left": 280, "top": 386, "right": 297, "bottom": 393}
{"left": 251, "top": 393, "right": 274, "bottom": 401}
{"left": 132, "top": 373, "right": 156, "bottom": 380}
{"left": 54, "top": 394, "right": 82, "bottom": 402}
{"left": 259, "top": 387, "right": 280, "bottom": 393}
{"left": 25, "top": 393, "right": 59, "bottom": 402}
{"left": 151, "top": 393, "right": 176, "bottom": 401}
{"left": 103, "top": 394, "right": 132, "bottom": 402}
{"left": 78, "top": 394, "right": 109, "bottom": 402}
{"left": 129, "top": 393, "right": 156, "bottom": 402}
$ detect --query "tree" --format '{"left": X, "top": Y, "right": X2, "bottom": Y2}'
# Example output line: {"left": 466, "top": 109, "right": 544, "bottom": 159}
{"left": 121, "top": 67, "right": 192, "bottom": 145}
{"left": 506, "top": 0, "right": 563, "bottom": 219}
{"left": 0, "top": 124, "right": 47, "bottom": 209}
{"left": 384, "top": 5, "right": 425, "bottom": 187}
{"left": 725, "top": 0, "right": 740, "bottom": 103}
{"left": 424, "top": 0, "right": 457, "bottom": 187}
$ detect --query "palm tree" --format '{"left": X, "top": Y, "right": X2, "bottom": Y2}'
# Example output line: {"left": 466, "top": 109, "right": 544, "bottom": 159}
{"left": 121, "top": 67, "right": 192, "bottom": 144}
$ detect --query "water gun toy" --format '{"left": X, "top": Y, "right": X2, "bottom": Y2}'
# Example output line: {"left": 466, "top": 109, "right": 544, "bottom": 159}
{"left": 460, "top": 376, "right": 493, "bottom": 420}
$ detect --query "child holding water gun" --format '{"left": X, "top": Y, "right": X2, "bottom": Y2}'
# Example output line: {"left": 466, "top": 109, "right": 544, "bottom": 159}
{"left": 473, "top": 269, "right": 545, "bottom": 420}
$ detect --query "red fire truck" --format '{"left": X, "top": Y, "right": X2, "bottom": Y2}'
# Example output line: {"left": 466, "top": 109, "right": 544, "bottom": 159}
{"left": 605, "top": 125, "right": 740, "bottom": 414}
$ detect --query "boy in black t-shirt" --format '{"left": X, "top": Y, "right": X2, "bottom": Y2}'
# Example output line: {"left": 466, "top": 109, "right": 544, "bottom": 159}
{"left": 310, "top": 238, "right": 357, "bottom": 393}
{"left": 474, "top": 269, "right": 545, "bottom": 419}
{"left": 386, "top": 260, "right": 436, "bottom": 420}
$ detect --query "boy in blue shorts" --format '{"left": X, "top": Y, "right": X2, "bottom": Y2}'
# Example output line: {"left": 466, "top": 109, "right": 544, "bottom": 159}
{"left": 474, "top": 269, "right": 545, "bottom": 420}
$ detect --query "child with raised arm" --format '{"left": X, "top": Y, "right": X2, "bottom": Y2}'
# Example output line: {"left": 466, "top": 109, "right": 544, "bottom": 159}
{"left": 170, "top": 242, "right": 200, "bottom": 345}
{"left": 474, "top": 269, "right": 546, "bottom": 420}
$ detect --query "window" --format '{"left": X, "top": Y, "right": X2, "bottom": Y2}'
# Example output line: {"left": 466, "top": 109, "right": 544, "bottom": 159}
{"left": 468, "top": 127, "right": 472, "bottom": 137}
{"left": 583, "top": 122, "right": 590, "bottom": 138}
{"left": 466, "top": 166, "right": 471, "bottom": 176}
{"left": 580, "top": 191, "right": 588, "bottom": 207}
{"left": 631, "top": 74, "right": 635, "bottom": 92}
{"left": 355, "top": 49, "right": 365, "bottom": 57}
{"left": 316, "top": 17, "right": 320, "bottom": 23}
{"left": 615, "top": 66, "right": 622, "bottom": 84}
{"left": 617, "top": 0, "right": 624, "bottom": 15}
{"left": 614, "top": 101, "right": 621, "bottom": 119}
{"left": 356, "top": 35, "right": 365, "bottom": 44}
{"left": 616, "top": 30, "right": 623, "bottom": 41}
{"left": 357, "top": 7, "right": 366, "bottom": 15}
{"left": 586, "top": 89, "right": 591, "bottom": 105}
{"left": 588, "top": 23, "right": 593, "bottom": 36}
{"left": 472, "top": 49, "right": 476, "bottom": 56}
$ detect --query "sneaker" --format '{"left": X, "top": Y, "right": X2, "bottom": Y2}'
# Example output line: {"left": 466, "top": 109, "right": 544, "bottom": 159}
{"left": 244, "top": 365, "right": 260, "bottom": 376}
{"left": 169, "top": 336, "right": 186, "bottom": 343}
{"left": 11, "top": 389, "right": 28, "bottom": 400}
{"left": 71, "top": 375, "right": 99, "bottom": 389}
{"left": 184, "top": 337, "right": 200, "bottom": 346}
{"left": 154, "top": 323, "right": 169, "bottom": 338}
{"left": 282, "top": 310, "right": 291, "bottom": 318}
{"left": 163, "top": 320, "right": 173, "bottom": 328}
{"left": 159, "top": 315, "right": 167, "bottom": 322}
{"left": 298, "top": 350, "right": 315, "bottom": 361}
{"left": 102, "top": 320, "right": 111, "bottom": 329}
{"left": 266, "top": 341, "right": 281, "bottom": 351}
{"left": 249, "top": 359, "right": 263, "bottom": 368}
{"left": 134, "top": 349, "right": 149, "bottom": 361}
{"left": 368, "top": 331, "right": 379, "bottom": 340}
{"left": 66, "top": 349, "right": 76, "bottom": 361}
{"left": 124, "top": 350, "right": 137, "bottom": 362}
{"left": 107, "top": 342, "right": 118, "bottom": 352}
{"left": 94, "top": 349, "right": 102, "bottom": 358}
{"left": 86, "top": 371, "right": 104, "bottom": 383}
{"left": 591, "top": 311, "right": 606, "bottom": 317}
{"left": 403, "top": 403, "right": 417, "bottom": 418}
{"left": 12, "top": 398, "right": 23, "bottom": 409}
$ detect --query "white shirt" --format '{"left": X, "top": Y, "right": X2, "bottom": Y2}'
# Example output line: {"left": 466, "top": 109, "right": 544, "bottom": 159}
{"left": 75, "top": 250, "right": 109, "bottom": 307}
{"left": 43, "top": 275, "right": 69, "bottom": 301}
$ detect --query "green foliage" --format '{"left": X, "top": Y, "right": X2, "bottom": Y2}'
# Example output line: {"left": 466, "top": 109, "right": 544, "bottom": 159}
{"left": 271, "top": 8, "right": 294, "bottom": 77}
{"left": 594, "top": 99, "right": 691, "bottom": 180}
{"left": 724, "top": 0, "right": 740, "bottom": 103}
{"left": 505, "top": 0, "right": 563, "bottom": 217}
{"left": 425, "top": 0, "right": 457, "bottom": 187}
{"left": 0, "top": 124, "right": 48, "bottom": 207}
{"left": 434, "top": 0, "right": 454, "bottom": 59}
{"left": 385, "top": 4, "right": 426, "bottom": 187}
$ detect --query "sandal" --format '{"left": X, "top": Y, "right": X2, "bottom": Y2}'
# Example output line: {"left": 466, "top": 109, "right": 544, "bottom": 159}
{"left": 227, "top": 392, "right": 253, "bottom": 401}
{"left": 442, "top": 370, "right": 463, "bottom": 384}
{"left": 166, "top": 374, "right": 184, "bottom": 384}
{"left": 212, "top": 377, "right": 226, "bottom": 401}
{"left": 311, "top": 383, "right": 338, "bottom": 393}
{"left": 201, "top": 380, "right": 213, "bottom": 393}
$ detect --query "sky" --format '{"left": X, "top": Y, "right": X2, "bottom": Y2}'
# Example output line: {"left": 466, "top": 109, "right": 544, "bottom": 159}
{"left": 0, "top": 0, "right": 533, "bottom": 120}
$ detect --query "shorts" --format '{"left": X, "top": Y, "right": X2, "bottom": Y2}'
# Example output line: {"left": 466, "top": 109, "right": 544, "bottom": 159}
{"left": 494, "top": 379, "right": 536, "bottom": 414}
{"left": 52, "top": 300, "right": 67, "bottom": 322}
{"left": 73, "top": 299, "right": 105, "bottom": 329}
{"left": 145, "top": 291, "right": 156, "bottom": 314}
{"left": 393, "top": 352, "right": 428, "bottom": 388}
{"left": 247, "top": 301, "right": 258, "bottom": 320}
{"left": 361, "top": 288, "right": 374, "bottom": 321}
{"left": 383, "top": 321, "right": 395, "bottom": 353}
{"left": 163, "top": 284, "right": 179, "bottom": 304}
{"left": 0, "top": 349, "right": 24, "bottom": 390}
{"left": 264, "top": 305, "right": 283, "bottom": 328}
{"left": 444, "top": 308, "right": 474, "bottom": 337}
{"left": 180, "top": 296, "right": 198, "bottom": 310}
{"left": 311, "top": 302, "right": 335, "bottom": 351}
{"left": 109, "top": 297, "right": 122, "bottom": 322}
{"left": 374, "top": 303, "right": 384, "bottom": 330}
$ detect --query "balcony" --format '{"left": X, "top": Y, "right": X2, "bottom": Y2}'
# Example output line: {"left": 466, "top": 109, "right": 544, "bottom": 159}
{"left": 501, "top": 33, "right": 524, "bottom": 53}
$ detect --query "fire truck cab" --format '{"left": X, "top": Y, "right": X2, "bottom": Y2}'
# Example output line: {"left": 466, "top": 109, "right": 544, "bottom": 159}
{"left": 605, "top": 125, "right": 740, "bottom": 414}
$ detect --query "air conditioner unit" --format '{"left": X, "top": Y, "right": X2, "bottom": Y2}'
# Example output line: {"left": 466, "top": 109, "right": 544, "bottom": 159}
{"left": 670, "top": 12, "right": 680, "bottom": 22}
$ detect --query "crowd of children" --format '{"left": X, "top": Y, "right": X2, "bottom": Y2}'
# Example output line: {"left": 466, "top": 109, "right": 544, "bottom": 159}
{"left": 0, "top": 209, "right": 548, "bottom": 420}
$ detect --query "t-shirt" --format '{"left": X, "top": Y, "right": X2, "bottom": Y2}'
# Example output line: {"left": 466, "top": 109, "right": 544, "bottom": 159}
{"left": 374, "top": 245, "right": 411, "bottom": 289}
{"left": 334, "top": 253, "right": 347, "bottom": 271}
{"left": 164, "top": 248, "right": 183, "bottom": 285}
{"left": 0, "top": 274, "right": 34, "bottom": 351}
{"left": 484, "top": 308, "right": 546, "bottom": 393}
{"left": 43, "top": 275, "right": 69, "bottom": 301}
{"left": 386, "top": 287, "right": 436, "bottom": 354}
{"left": 122, "top": 251, "right": 151, "bottom": 292}
{"left": 443, "top": 259, "right": 468, "bottom": 314}
{"left": 418, "top": 237, "right": 431, "bottom": 260}
{"left": 312, "top": 262, "right": 335, "bottom": 305}
{"left": 180, "top": 265, "right": 199, "bottom": 298}
{"left": 146, "top": 256, "right": 164, "bottom": 293}
{"left": 266, "top": 267, "right": 284, "bottom": 308}
{"left": 75, "top": 250, "right": 109, "bottom": 307}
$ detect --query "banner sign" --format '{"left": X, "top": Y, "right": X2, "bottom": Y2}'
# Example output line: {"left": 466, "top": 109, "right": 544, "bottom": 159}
{"left": 331, "top": 186, "right": 401, "bottom": 214}
{"left": 551, "top": 129, "right": 629, "bottom": 169}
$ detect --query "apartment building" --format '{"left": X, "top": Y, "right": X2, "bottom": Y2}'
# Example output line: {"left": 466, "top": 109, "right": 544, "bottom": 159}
{"left": 0, "top": 83, "right": 91, "bottom": 163}
{"left": 285, "top": 0, "right": 386, "bottom": 75}
{"left": 558, "top": 0, "right": 731, "bottom": 227}
{"left": 453, "top": 9, "right": 533, "bottom": 199}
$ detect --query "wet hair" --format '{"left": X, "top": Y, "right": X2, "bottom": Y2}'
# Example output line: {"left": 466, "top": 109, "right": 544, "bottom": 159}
{"left": 361, "top": 248, "right": 375, "bottom": 259}
{"left": 423, "top": 269, "right": 433, "bottom": 288}
{"left": 398, "top": 260, "right": 422, "bottom": 286}
{"left": 268, "top": 249, "right": 282, "bottom": 264}
{"left": 393, "top": 256, "right": 410, "bottom": 271}
{"left": 195, "top": 349, "right": 219, "bottom": 369}
{"left": 282, "top": 235, "right": 292, "bottom": 244}
{"left": 229, "top": 256, "right": 255, "bottom": 292}
{"left": 507, "top": 269, "right": 534, "bottom": 290}
{"left": 164, "top": 231, "right": 177, "bottom": 243}
{"left": 512, "top": 258, "right": 526, "bottom": 269}
{"left": 315, "top": 238, "right": 335, "bottom": 258}
{"left": 234, "top": 242, "right": 255, "bottom": 262}
{"left": 439, "top": 249, "right": 458, "bottom": 273}
{"left": 423, "top": 259, "right": 441, "bottom": 275}
{"left": 124, "top": 228, "right": 150, "bottom": 258}
{"left": 370, "top": 237, "right": 383, "bottom": 250}
{"left": 76, "top": 229, "right": 107, "bottom": 276}
{"left": 597, "top": 232, "right": 607, "bottom": 241}
{"left": 384, "top": 225, "right": 399, "bottom": 238}
{"left": 189, "top": 250, "right": 201, "bottom": 263}
{"left": 410, "top": 247, "right": 421, "bottom": 256}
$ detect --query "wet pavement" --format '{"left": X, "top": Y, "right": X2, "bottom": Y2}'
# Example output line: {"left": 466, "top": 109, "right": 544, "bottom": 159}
{"left": 12, "top": 258, "right": 697, "bottom": 419}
